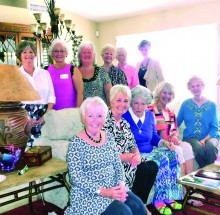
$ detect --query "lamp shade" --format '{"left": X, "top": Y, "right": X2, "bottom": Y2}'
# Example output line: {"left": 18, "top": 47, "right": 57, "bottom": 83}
{"left": 0, "top": 65, "right": 40, "bottom": 102}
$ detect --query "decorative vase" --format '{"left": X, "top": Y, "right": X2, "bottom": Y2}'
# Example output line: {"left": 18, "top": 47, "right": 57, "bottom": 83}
{"left": 0, "top": 102, "right": 30, "bottom": 156}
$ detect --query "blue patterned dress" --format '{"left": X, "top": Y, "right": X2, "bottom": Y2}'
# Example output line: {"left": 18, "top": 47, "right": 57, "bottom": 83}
{"left": 123, "top": 109, "right": 183, "bottom": 201}
{"left": 64, "top": 133, "right": 125, "bottom": 215}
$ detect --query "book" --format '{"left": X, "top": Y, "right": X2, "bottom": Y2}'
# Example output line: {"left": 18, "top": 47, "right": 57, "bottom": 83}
{"left": 181, "top": 174, "right": 220, "bottom": 189}
{"left": 195, "top": 170, "right": 220, "bottom": 180}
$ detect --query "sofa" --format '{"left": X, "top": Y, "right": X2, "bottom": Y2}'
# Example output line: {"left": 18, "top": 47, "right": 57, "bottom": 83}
{"left": 33, "top": 106, "right": 220, "bottom": 208}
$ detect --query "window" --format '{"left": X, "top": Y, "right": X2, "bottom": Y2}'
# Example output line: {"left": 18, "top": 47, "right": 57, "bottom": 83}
{"left": 116, "top": 23, "right": 218, "bottom": 107}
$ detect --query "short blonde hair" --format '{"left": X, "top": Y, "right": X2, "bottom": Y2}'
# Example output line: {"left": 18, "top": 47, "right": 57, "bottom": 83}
{"left": 109, "top": 85, "right": 131, "bottom": 105}
{"left": 101, "top": 44, "right": 116, "bottom": 57}
{"left": 153, "top": 81, "right": 175, "bottom": 104}
{"left": 80, "top": 96, "right": 108, "bottom": 119}
{"left": 187, "top": 75, "right": 205, "bottom": 90}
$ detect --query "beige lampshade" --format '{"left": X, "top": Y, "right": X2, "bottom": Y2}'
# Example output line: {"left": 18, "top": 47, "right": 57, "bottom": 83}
{"left": 0, "top": 64, "right": 41, "bottom": 101}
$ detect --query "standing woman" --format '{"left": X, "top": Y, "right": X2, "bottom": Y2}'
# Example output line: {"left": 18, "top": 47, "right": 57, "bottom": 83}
{"left": 136, "top": 40, "right": 164, "bottom": 92}
{"left": 47, "top": 39, "right": 83, "bottom": 110}
{"left": 177, "top": 76, "right": 219, "bottom": 168}
{"left": 16, "top": 41, "right": 55, "bottom": 147}
{"left": 100, "top": 44, "right": 128, "bottom": 86}
{"left": 78, "top": 41, "right": 112, "bottom": 105}
{"left": 65, "top": 97, "right": 146, "bottom": 215}
{"left": 103, "top": 85, "right": 158, "bottom": 209}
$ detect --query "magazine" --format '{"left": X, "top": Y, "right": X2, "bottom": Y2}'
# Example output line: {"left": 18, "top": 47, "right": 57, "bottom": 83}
{"left": 181, "top": 174, "right": 220, "bottom": 189}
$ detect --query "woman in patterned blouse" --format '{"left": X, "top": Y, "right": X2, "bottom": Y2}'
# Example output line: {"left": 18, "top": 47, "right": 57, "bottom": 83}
{"left": 177, "top": 76, "right": 219, "bottom": 168}
{"left": 65, "top": 97, "right": 146, "bottom": 215}
{"left": 78, "top": 42, "right": 112, "bottom": 105}
{"left": 103, "top": 85, "right": 158, "bottom": 210}
{"left": 100, "top": 44, "right": 128, "bottom": 86}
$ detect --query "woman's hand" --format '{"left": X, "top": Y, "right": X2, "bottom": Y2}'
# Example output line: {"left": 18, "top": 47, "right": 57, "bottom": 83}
{"left": 168, "top": 135, "right": 179, "bottom": 145}
{"left": 200, "top": 139, "right": 206, "bottom": 147}
{"left": 165, "top": 141, "right": 175, "bottom": 151}
{"left": 31, "top": 117, "right": 45, "bottom": 127}
{"left": 130, "top": 153, "right": 141, "bottom": 167}
{"left": 99, "top": 183, "right": 128, "bottom": 202}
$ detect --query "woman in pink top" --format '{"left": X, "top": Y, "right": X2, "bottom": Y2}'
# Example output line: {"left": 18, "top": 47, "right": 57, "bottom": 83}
{"left": 47, "top": 39, "right": 83, "bottom": 110}
{"left": 116, "top": 47, "right": 139, "bottom": 89}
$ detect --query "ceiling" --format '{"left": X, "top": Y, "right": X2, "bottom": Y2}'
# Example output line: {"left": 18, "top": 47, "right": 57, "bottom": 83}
{"left": 55, "top": 0, "right": 216, "bottom": 22}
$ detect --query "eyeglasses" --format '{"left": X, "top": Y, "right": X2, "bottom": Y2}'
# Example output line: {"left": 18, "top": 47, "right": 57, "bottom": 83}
{"left": 52, "top": 50, "right": 66, "bottom": 54}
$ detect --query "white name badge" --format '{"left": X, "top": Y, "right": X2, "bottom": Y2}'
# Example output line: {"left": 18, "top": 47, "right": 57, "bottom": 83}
{"left": 60, "top": 74, "right": 69, "bottom": 79}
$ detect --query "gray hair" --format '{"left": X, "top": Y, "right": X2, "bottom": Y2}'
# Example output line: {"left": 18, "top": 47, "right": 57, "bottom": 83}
{"left": 109, "top": 84, "right": 131, "bottom": 105}
{"left": 131, "top": 85, "right": 153, "bottom": 106}
{"left": 116, "top": 47, "right": 127, "bottom": 59}
{"left": 48, "top": 39, "right": 69, "bottom": 56}
{"left": 153, "top": 81, "right": 175, "bottom": 104}
{"left": 80, "top": 96, "right": 108, "bottom": 119}
{"left": 101, "top": 44, "right": 116, "bottom": 57}
{"left": 77, "top": 41, "right": 96, "bottom": 66}
{"left": 187, "top": 75, "right": 205, "bottom": 90}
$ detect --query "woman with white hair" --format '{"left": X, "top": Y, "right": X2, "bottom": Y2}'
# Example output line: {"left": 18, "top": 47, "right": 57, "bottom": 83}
{"left": 123, "top": 85, "right": 183, "bottom": 215}
{"left": 47, "top": 39, "right": 83, "bottom": 110}
{"left": 177, "top": 76, "right": 219, "bottom": 168}
{"left": 65, "top": 96, "right": 146, "bottom": 215}
{"left": 104, "top": 85, "right": 158, "bottom": 213}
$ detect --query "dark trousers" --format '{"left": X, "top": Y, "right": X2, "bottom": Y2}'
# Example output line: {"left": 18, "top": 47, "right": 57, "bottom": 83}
{"left": 132, "top": 161, "right": 158, "bottom": 204}
{"left": 102, "top": 191, "right": 147, "bottom": 215}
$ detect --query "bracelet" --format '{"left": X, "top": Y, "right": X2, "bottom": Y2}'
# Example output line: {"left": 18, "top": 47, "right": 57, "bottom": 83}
{"left": 97, "top": 188, "right": 101, "bottom": 195}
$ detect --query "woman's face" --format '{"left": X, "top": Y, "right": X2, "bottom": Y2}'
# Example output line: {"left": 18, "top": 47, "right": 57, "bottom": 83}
{"left": 102, "top": 48, "right": 115, "bottom": 64}
{"left": 83, "top": 104, "right": 105, "bottom": 135}
{"left": 131, "top": 97, "right": 147, "bottom": 118}
{"left": 189, "top": 79, "right": 204, "bottom": 97}
{"left": 158, "top": 89, "right": 174, "bottom": 107}
{"left": 51, "top": 43, "right": 66, "bottom": 63}
{"left": 117, "top": 51, "right": 126, "bottom": 65}
{"left": 80, "top": 46, "right": 94, "bottom": 66}
{"left": 139, "top": 44, "right": 151, "bottom": 59}
{"left": 111, "top": 93, "right": 130, "bottom": 117}
{"left": 21, "top": 47, "right": 36, "bottom": 64}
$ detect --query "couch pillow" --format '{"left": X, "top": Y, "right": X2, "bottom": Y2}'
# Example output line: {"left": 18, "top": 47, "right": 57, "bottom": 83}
{"left": 42, "top": 108, "right": 84, "bottom": 140}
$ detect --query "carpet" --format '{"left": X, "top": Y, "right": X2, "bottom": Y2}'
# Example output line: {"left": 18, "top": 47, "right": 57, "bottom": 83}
{"left": 2, "top": 199, "right": 220, "bottom": 215}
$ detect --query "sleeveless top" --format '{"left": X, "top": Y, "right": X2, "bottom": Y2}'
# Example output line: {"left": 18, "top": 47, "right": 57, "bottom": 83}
{"left": 47, "top": 64, "right": 77, "bottom": 110}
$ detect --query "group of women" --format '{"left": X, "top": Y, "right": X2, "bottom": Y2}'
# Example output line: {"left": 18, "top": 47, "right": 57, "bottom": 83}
{"left": 16, "top": 38, "right": 219, "bottom": 215}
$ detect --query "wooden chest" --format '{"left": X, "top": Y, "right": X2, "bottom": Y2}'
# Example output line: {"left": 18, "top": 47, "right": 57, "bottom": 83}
{"left": 23, "top": 146, "right": 52, "bottom": 166}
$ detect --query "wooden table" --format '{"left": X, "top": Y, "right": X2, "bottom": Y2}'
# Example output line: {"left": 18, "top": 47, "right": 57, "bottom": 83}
{"left": 0, "top": 158, "right": 70, "bottom": 210}
{"left": 178, "top": 164, "right": 220, "bottom": 215}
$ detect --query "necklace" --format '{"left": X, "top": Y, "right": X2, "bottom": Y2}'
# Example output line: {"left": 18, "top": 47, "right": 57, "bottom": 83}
{"left": 136, "top": 120, "right": 143, "bottom": 134}
{"left": 140, "top": 58, "right": 150, "bottom": 70}
{"left": 85, "top": 129, "right": 102, "bottom": 143}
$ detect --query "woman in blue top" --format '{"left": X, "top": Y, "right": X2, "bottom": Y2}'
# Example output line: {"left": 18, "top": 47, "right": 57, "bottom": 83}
{"left": 177, "top": 76, "right": 219, "bottom": 168}
{"left": 123, "top": 85, "right": 183, "bottom": 215}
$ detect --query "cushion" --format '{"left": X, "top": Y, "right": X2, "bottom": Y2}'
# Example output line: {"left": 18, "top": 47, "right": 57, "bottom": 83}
{"left": 42, "top": 108, "right": 84, "bottom": 140}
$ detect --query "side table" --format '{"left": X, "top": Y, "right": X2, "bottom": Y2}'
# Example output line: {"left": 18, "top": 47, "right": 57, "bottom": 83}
{"left": 178, "top": 164, "right": 220, "bottom": 215}
{"left": 0, "top": 158, "right": 70, "bottom": 211}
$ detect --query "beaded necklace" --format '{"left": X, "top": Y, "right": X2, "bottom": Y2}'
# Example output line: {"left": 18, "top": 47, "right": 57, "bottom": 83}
{"left": 85, "top": 129, "right": 102, "bottom": 143}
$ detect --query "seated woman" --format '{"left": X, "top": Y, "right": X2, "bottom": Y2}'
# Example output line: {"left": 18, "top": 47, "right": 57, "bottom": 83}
{"left": 177, "top": 76, "right": 219, "bottom": 168}
{"left": 148, "top": 81, "right": 194, "bottom": 175}
{"left": 103, "top": 85, "right": 158, "bottom": 210}
{"left": 65, "top": 97, "right": 147, "bottom": 215}
{"left": 123, "top": 85, "right": 183, "bottom": 215}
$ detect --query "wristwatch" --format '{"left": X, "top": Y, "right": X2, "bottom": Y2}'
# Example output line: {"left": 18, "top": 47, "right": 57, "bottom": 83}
{"left": 97, "top": 188, "right": 101, "bottom": 195}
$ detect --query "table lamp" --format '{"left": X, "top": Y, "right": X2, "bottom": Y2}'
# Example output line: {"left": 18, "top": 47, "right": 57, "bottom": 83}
{"left": 0, "top": 64, "right": 40, "bottom": 169}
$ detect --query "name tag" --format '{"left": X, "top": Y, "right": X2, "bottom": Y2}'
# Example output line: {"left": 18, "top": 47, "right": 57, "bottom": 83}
{"left": 60, "top": 74, "right": 69, "bottom": 79}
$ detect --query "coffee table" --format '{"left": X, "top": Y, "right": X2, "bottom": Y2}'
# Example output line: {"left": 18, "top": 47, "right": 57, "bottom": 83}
{"left": 0, "top": 158, "right": 70, "bottom": 211}
{"left": 178, "top": 164, "right": 220, "bottom": 215}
